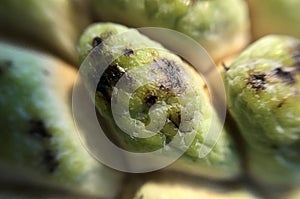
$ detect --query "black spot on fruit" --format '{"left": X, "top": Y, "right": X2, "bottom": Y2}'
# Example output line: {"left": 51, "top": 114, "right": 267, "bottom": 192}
{"left": 169, "top": 112, "right": 181, "bottom": 129}
{"left": 96, "top": 64, "right": 125, "bottom": 101}
{"left": 43, "top": 149, "right": 59, "bottom": 173}
{"left": 273, "top": 67, "right": 296, "bottom": 84}
{"left": 0, "top": 60, "right": 12, "bottom": 75}
{"left": 271, "top": 144, "right": 279, "bottom": 150}
{"left": 29, "top": 119, "right": 51, "bottom": 139}
{"left": 92, "top": 36, "right": 103, "bottom": 48}
{"left": 159, "top": 85, "right": 165, "bottom": 90}
{"left": 123, "top": 48, "right": 134, "bottom": 56}
{"left": 222, "top": 62, "right": 229, "bottom": 71}
{"left": 277, "top": 101, "right": 284, "bottom": 108}
{"left": 248, "top": 73, "right": 266, "bottom": 91}
{"left": 145, "top": 95, "right": 158, "bottom": 107}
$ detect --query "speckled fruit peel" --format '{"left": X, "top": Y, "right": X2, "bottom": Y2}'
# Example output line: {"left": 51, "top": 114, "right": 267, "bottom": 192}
{"left": 77, "top": 22, "right": 241, "bottom": 180}
{"left": 224, "top": 35, "right": 300, "bottom": 185}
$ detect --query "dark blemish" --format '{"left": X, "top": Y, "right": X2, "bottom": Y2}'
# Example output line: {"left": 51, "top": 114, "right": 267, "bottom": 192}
{"left": 151, "top": 58, "right": 186, "bottom": 94}
{"left": 248, "top": 73, "right": 266, "bottom": 91}
{"left": 96, "top": 64, "right": 125, "bottom": 101}
{"left": 92, "top": 36, "right": 103, "bottom": 48}
{"left": 43, "top": 149, "right": 59, "bottom": 173}
{"left": 277, "top": 98, "right": 287, "bottom": 108}
{"left": 271, "top": 144, "right": 279, "bottom": 150}
{"left": 123, "top": 48, "right": 134, "bottom": 56}
{"left": 170, "top": 112, "right": 181, "bottom": 129}
{"left": 0, "top": 60, "right": 12, "bottom": 75}
{"left": 277, "top": 101, "right": 284, "bottom": 108}
{"left": 273, "top": 67, "right": 296, "bottom": 84}
{"left": 145, "top": 95, "right": 158, "bottom": 108}
{"left": 159, "top": 84, "right": 170, "bottom": 91}
{"left": 1, "top": 60, "right": 12, "bottom": 67}
{"left": 222, "top": 62, "right": 229, "bottom": 71}
{"left": 170, "top": 119, "right": 179, "bottom": 129}
{"left": 29, "top": 119, "right": 51, "bottom": 139}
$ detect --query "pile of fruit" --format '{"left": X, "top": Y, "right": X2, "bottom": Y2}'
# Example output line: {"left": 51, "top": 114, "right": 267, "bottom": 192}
{"left": 0, "top": 0, "right": 300, "bottom": 198}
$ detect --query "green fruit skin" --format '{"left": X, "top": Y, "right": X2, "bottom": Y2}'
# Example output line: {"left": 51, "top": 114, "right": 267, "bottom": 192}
{"left": 78, "top": 22, "right": 240, "bottom": 179}
{"left": 91, "top": 0, "right": 250, "bottom": 61}
{"left": 224, "top": 35, "right": 300, "bottom": 185}
{"left": 0, "top": 0, "right": 90, "bottom": 65}
{"left": 0, "top": 42, "right": 123, "bottom": 197}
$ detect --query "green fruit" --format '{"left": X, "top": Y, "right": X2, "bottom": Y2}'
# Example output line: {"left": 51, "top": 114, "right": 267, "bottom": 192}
{"left": 224, "top": 35, "right": 300, "bottom": 185}
{"left": 0, "top": 42, "right": 123, "bottom": 198}
{"left": 133, "top": 179, "right": 259, "bottom": 199}
{"left": 77, "top": 22, "right": 240, "bottom": 180}
{"left": 91, "top": 0, "right": 250, "bottom": 61}
{"left": 0, "top": 0, "right": 90, "bottom": 65}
